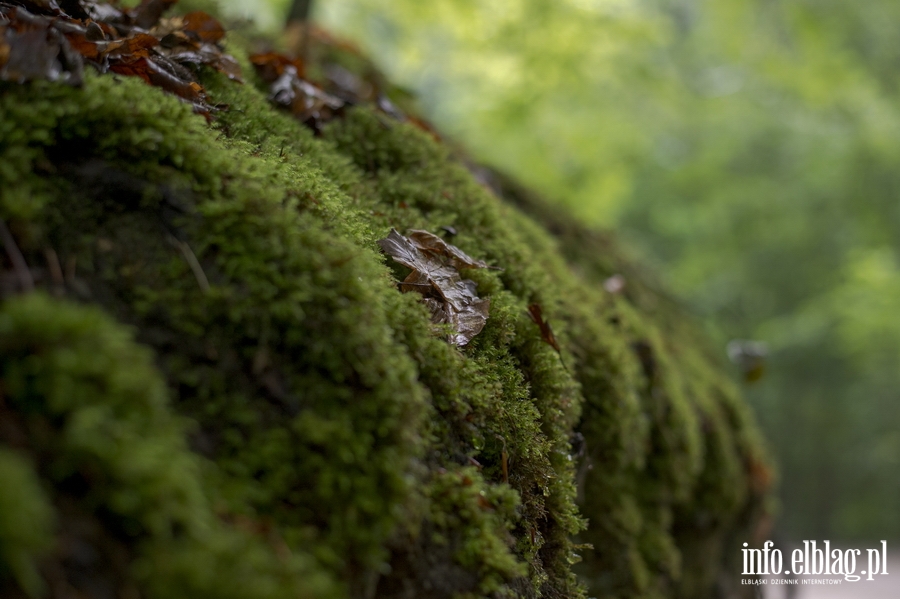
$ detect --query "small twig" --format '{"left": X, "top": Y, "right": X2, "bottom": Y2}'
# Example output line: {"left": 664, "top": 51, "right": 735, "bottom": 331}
{"left": 0, "top": 216, "right": 34, "bottom": 292}
{"left": 168, "top": 236, "right": 210, "bottom": 293}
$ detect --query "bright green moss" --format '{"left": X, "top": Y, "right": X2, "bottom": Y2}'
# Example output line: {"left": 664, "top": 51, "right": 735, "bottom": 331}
{"left": 0, "top": 15, "right": 771, "bottom": 599}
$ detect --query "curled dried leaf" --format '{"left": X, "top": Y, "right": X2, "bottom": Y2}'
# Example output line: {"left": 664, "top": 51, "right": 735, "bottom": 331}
{"left": 406, "top": 229, "right": 491, "bottom": 270}
{"left": 378, "top": 229, "right": 493, "bottom": 347}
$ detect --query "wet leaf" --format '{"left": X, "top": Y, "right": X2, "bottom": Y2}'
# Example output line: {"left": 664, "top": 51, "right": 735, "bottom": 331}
{"left": 250, "top": 51, "right": 305, "bottom": 80}
{"left": 105, "top": 32, "right": 158, "bottom": 56}
{"left": 111, "top": 55, "right": 205, "bottom": 104}
{"left": 527, "top": 303, "right": 561, "bottom": 353}
{"left": 378, "top": 229, "right": 492, "bottom": 347}
{"left": 406, "top": 229, "right": 491, "bottom": 270}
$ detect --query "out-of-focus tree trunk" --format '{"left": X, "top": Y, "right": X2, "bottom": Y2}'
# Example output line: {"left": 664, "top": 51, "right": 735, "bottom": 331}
{"left": 286, "top": 0, "right": 314, "bottom": 66}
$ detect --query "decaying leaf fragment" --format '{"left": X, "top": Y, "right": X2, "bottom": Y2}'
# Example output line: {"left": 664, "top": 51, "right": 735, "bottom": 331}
{"left": 378, "top": 229, "right": 492, "bottom": 346}
{"left": 527, "top": 303, "right": 561, "bottom": 353}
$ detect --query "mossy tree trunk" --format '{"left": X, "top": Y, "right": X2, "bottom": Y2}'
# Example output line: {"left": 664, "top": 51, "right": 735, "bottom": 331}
{"left": 0, "top": 10, "right": 772, "bottom": 599}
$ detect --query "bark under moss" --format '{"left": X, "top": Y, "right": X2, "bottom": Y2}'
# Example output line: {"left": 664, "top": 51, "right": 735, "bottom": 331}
{"left": 0, "top": 12, "right": 772, "bottom": 599}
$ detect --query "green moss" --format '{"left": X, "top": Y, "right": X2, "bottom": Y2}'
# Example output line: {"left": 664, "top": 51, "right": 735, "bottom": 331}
{"left": 0, "top": 293, "right": 333, "bottom": 599}
{"left": 0, "top": 449, "right": 54, "bottom": 597}
{"left": 0, "top": 15, "right": 772, "bottom": 599}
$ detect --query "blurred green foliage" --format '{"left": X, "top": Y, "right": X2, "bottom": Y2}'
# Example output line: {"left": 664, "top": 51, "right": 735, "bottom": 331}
{"left": 229, "top": 0, "right": 900, "bottom": 542}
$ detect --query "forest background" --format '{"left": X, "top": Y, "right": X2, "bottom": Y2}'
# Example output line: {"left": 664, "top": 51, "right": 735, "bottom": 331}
{"left": 221, "top": 0, "right": 900, "bottom": 546}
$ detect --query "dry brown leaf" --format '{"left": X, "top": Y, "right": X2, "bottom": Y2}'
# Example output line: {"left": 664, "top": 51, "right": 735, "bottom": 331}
{"left": 406, "top": 229, "right": 490, "bottom": 270}
{"left": 250, "top": 51, "right": 344, "bottom": 133}
{"left": 378, "top": 229, "right": 492, "bottom": 346}
{"left": 181, "top": 11, "right": 224, "bottom": 43}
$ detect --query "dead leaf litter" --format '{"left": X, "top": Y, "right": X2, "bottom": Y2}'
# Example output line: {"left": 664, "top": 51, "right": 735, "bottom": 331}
{"left": 0, "top": 0, "right": 241, "bottom": 116}
{"left": 378, "top": 229, "right": 493, "bottom": 347}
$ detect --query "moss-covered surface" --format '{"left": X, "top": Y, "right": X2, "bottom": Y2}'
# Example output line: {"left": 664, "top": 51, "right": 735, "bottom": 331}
{"left": 0, "top": 9, "right": 772, "bottom": 599}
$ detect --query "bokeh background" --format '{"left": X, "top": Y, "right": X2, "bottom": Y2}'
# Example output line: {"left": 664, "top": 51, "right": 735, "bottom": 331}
{"left": 222, "top": 0, "right": 900, "bottom": 548}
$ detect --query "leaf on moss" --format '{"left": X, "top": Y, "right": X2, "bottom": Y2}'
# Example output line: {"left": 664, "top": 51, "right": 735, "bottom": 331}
{"left": 405, "top": 229, "right": 492, "bottom": 270}
{"left": 527, "top": 303, "right": 561, "bottom": 353}
{"left": 0, "top": 0, "right": 241, "bottom": 116}
{"left": 378, "top": 229, "right": 492, "bottom": 346}
{"left": 249, "top": 42, "right": 445, "bottom": 137}
{"left": 250, "top": 51, "right": 344, "bottom": 134}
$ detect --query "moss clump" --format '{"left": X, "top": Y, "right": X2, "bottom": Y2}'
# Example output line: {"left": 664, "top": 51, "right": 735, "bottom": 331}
{"left": 0, "top": 12, "right": 772, "bottom": 599}
{"left": 0, "top": 293, "right": 333, "bottom": 599}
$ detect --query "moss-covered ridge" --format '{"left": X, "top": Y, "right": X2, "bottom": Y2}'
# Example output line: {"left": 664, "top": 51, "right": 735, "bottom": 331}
{"left": 0, "top": 13, "right": 771, "bottom": 599}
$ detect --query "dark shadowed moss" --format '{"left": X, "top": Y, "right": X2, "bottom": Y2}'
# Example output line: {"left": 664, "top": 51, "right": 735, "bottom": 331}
{"left": 0, "top": 15, "right": 772, "bottom": 599}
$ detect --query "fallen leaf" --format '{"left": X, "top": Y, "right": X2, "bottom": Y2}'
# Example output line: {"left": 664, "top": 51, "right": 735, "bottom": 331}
{"left": 250, "top": 51, "right": 344, "bottom": 133}
{"left": 181, "top": 11, "right": 224, "bottom": 43}
{"left": 132, "top": 0, "right": 178, "bottom": 30}
{"left": 406, "top": 229, "right": 491, "bottom": 270}
{"left": 250, "top": 51, "right": 305, "bottom": 80}
{"left": 249, "top": 41, "right": 436, "bottom": 134}
{"left": 378, "top": 228, "right": 492, "bottom": 346}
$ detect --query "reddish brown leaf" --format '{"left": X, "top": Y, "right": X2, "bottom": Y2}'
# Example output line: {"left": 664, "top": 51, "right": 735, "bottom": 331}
{"left": 63, "top": 29, "right": 101, "bottom": 60}
{"left": 250, "top": 51, "right": 304, "bottom": 80}
{"left": 104, "top": 32, "right": 158, "bottom": 57}
{"left": 527, "top": 303, "right": 561, "bottom": 353}
{"left": 181, "top": 11, "right": 224, "bottom": 43}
